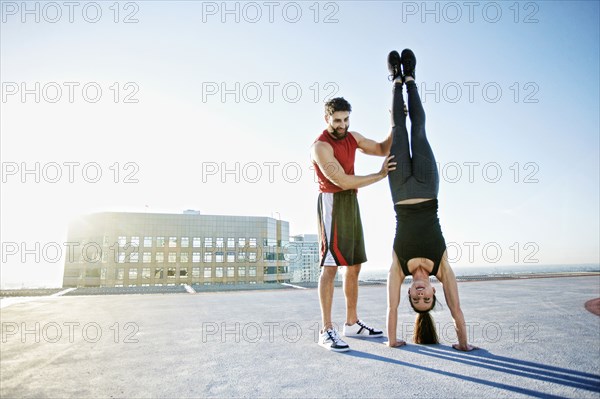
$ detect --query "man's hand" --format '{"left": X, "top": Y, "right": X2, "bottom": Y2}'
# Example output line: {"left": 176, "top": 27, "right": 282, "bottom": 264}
{"left": 379, "top": 155, "right": 397, "bottom": 177}
{"left": 452, "top": 343, "right": 479, "bottom": 352}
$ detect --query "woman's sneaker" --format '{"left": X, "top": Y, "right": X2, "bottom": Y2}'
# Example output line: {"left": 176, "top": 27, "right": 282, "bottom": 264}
{"left": 387, "top": 50, "right": 402, "bottom": 81}
{"left": 401, "top": 48, "right": 417, "bottom": 80}
{"left": 343, "top": 319, "right": 384, "bottom": 338}
{"left": 319, "top": 328, "right": 350, "bottom": 352}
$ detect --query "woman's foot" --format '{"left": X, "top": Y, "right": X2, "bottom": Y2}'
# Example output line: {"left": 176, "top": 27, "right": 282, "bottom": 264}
{"left": 401, "top": 48, "right": 416, "bottom": 80}
{"left": 387, "top": 50, "right": 402, "bottom": 82}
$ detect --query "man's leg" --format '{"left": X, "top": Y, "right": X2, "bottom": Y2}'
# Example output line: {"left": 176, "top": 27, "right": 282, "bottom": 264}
{"left": 342, "top": 264, "right": 384, "bottom": 338}
{"left": 318, "top": 265, "right": 338, "bottom": 331}
{"left": 343, "top": 264, "right": 361, "bottom": 325}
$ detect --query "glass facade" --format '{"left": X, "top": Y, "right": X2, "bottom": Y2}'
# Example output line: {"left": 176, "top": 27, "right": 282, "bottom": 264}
{"left": 63, "top": 212, "right": 291, "bottom": 287}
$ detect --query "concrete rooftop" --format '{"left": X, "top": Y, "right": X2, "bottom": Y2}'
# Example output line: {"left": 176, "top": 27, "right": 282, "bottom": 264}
{"left": 1, "top": 276, "right": 599, "bottom": 398}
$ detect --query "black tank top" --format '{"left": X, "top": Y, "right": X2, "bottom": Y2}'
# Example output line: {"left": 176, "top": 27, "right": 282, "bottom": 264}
{"left": 393, "top": 199, "right": 447, "bottom": 276}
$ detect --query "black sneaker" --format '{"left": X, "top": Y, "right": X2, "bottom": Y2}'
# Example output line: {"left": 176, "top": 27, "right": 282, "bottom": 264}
{"left": 387, "top": 50, "right": 402, "bottom": 82}
{"left": 401, "top": 48, "right": 417, "bottom": 80}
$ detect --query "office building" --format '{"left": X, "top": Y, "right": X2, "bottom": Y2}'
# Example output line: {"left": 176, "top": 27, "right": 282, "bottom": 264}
{"left": 289, "top": 234, "right": 320, "bottom": 282}
{"left": 63, "top": 211, "right": 290, "bottom": 287}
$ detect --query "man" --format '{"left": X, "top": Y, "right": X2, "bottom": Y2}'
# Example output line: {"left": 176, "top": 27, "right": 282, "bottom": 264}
{"left": 310, "top": 97, "right": 396, "bottom": 352}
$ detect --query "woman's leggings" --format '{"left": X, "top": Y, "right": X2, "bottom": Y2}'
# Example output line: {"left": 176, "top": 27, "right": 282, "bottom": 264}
{"left": 388, "top": 80, "right": 439, "bottom": 203}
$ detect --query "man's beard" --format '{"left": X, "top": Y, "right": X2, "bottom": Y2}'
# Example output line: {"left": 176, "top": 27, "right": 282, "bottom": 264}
{"left": 329, "top": 125, "right": 348, "bottom": 140}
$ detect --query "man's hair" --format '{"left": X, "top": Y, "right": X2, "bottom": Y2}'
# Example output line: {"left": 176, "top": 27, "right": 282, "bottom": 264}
{"left": 324, "top": 97, "right": 352, "bottom": 116}
{"left": 409, "top": 294, "right": 439, "bottom": 344}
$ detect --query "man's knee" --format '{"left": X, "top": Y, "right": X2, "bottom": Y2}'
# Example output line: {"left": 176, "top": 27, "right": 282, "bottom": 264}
{"left": 344, "top": 265, "right": 361, "bottom": 278}
{"left": 320, "top": 266, "right": 338, "bottom": 282}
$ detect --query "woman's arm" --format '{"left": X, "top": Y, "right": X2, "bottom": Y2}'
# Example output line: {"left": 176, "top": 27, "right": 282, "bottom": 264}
{"left": 437, "top": 254, "right": 478, "bottom": 351}
{"left": 386, "top": 252, "right": 406, "bottom": 347}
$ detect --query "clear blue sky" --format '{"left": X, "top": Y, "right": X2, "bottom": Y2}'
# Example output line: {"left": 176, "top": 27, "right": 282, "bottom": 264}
{"left": 1, "top": 1, "right": 599, "bottom": 287}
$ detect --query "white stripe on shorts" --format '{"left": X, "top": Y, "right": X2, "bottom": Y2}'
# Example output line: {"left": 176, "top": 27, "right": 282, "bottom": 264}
{"left": 321, "top": 192, "right": 337, "bottom": 266}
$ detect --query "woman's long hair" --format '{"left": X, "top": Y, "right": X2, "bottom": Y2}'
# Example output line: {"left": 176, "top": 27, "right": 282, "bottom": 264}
{"left": 409, "top": 295, "right": 439, "bottom": 344}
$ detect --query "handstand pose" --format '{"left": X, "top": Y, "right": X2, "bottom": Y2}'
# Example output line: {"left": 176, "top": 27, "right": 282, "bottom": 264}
{"left": 385, "top": 49, "right": 477, "bottom": 351}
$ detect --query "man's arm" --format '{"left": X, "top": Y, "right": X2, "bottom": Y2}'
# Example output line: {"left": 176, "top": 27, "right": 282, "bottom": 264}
{"left": 311, "top": 141, "right": 395, "bottom": 191}
{"left": 351, "top": 130, "right": 393, "bottom": 157}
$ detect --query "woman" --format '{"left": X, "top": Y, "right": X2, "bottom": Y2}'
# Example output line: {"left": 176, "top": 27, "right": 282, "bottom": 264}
{"left": 385, "top": 49, "right": 477, "bottom": 351}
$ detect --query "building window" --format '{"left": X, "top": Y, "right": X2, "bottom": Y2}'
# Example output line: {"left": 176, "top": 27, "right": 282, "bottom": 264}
{"left": 169, "top": 237, "right": 177, "bottom": 248}
{"left": 249, "top": 253, "right": 257, "bottom": 262}
{"left": 227, "top": 238, "right": 235, "bottom": 248}
{"left": 131, "top": 236, "right": 140, "bottom": 248}
{"left": 180, "top": 252, "right": 189, "bottom": 263}
{"left": 238, "top": 266, "right": 246, "bottom": 277}
{"left": 142, "top": 268, "right": 151, "bottom": 279}
{"left": 204, "top": 267, "right": 212, "bottom": 278}
{"left": 129, "top": 268, "right": 138, "bottom": 279}
{"left": 238, "top": 251, "right": 246, "bottom": 262}
{"left": 216, "top": 238, "right": 224, "bottom": 248}
{"left": 118, "top": 252, "right": 126, "bottom": 263}
{"left": 181, "top": 237, "right": 189, "bottom": 248}
{"left": 143, "top": 252, "right": 151, "bottom": 263}
{"left": 118, "top": 236, "right": 127, "bottom": 247}
{"left": 144, "top": 237, "right": 152, "bottom": 247}
{"left": 167, "top": 267, "right": 176, "bottom": 278}
{"left": 204, "top": 252, "right": 213, "bottom": 263}
{"left": 154, "top": 268, "right": 164, "bottom": 279}
{"left": 216, "top": 252, "right": 224, "bottom": 262}
{"left": 227, "top": 252, "right": 235, "bottom": 263}
{"left": 179, "top": 268, "right": 188, "bottom": 277}
{"left": 156, "top": 252, "right": 164, "bottom": 263}
{"left": 193, "top": 237, "right": 201, "bottom": 248}
{"left": 249, "top": 266, "right": 257, "bottom": 277}
{"left": 192, "top": 252, "right": 201, "bottom": 263}
{"left": 117, "top": 268, "right": 125, "bottom": 280}
{"left": 227, "top": 266, "right": 235, "bottom": 277}
{"left": 238, "top": 237, "right": 246, "bottom": 247}
{"left": 156, "top": 237, "right": 165, "bottom": 247}
{"left": 192, "top": 267, "right": 200, "bottom": 278}
{"left": 168, "top": 253, "right": 177, "bottom": 263}
{"left": 205, "top": 238, "right": 213, "bottom": 248}
{"left": 100, "top": 268, "right": 107, "bottom": 280}
{"left": 215, "top": 267, "right": 223, "bottom": 278}
{"left": 130, "top": 252, "right": 139, "bottom": 263}
{"left": 249, "top": 238, "right": 257, "bottom": 248}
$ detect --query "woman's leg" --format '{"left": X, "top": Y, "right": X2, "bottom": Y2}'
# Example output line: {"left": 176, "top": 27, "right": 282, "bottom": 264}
{"left": 388, "top": 81, "right": 412, "bottom": 203}
{"left": 406, "top": 79, "right": 439, "bottom": 198}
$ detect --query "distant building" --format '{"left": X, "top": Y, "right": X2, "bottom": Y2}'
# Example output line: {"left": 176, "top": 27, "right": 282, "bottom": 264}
{"left": 289, "top": 234, "right": 320, "bottom": 282}
{"left": 63, "top": 212, "right": 290, "bottom": 288}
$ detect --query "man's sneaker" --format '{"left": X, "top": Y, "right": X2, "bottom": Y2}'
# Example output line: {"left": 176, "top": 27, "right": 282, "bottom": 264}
{"left": 387, "top": 50, "right": 402, "bottom": 81}
{"left": 343, "top": 319, "right": 384, "bottom": 338}
{"left": 319, "top": 328, "right": 350, "bottom": 352}
{"left": 401, "top": 48, "right": 417, "bottom": 80}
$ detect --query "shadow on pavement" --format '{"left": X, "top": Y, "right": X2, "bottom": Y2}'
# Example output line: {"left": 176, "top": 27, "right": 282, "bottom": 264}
{"left": 345, "top": 344, "right": 600, "bottom": 398}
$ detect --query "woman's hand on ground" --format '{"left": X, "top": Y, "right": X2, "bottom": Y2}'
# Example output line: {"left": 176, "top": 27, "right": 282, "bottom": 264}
{"left": 385, "top": 340, "right": 406, "bottom": 348}
{"left": 452, "top": 343, "right": 479, "bottom": 351}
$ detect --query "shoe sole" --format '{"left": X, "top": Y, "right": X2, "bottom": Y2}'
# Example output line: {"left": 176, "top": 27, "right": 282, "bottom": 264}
{"left": 400, "top": 49, "right": 416, "bottom": 77}
{"left": 343, "top": 332, "right": 384, "bottom": 338}
{"left": 319, "top": 342, "right": 350, "bottom": 352}
{"left": 387, "top": 51, "right": 401, "bottom": 80}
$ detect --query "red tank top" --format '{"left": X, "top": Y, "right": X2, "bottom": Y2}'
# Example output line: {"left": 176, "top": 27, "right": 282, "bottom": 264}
{"left": 313, "top": 129, "right": 358, "bottom": 193}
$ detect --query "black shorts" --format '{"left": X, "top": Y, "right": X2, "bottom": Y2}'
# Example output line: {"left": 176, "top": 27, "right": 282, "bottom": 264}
{"left": 317, "top": 190, "right": 367, "bottom": 267}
